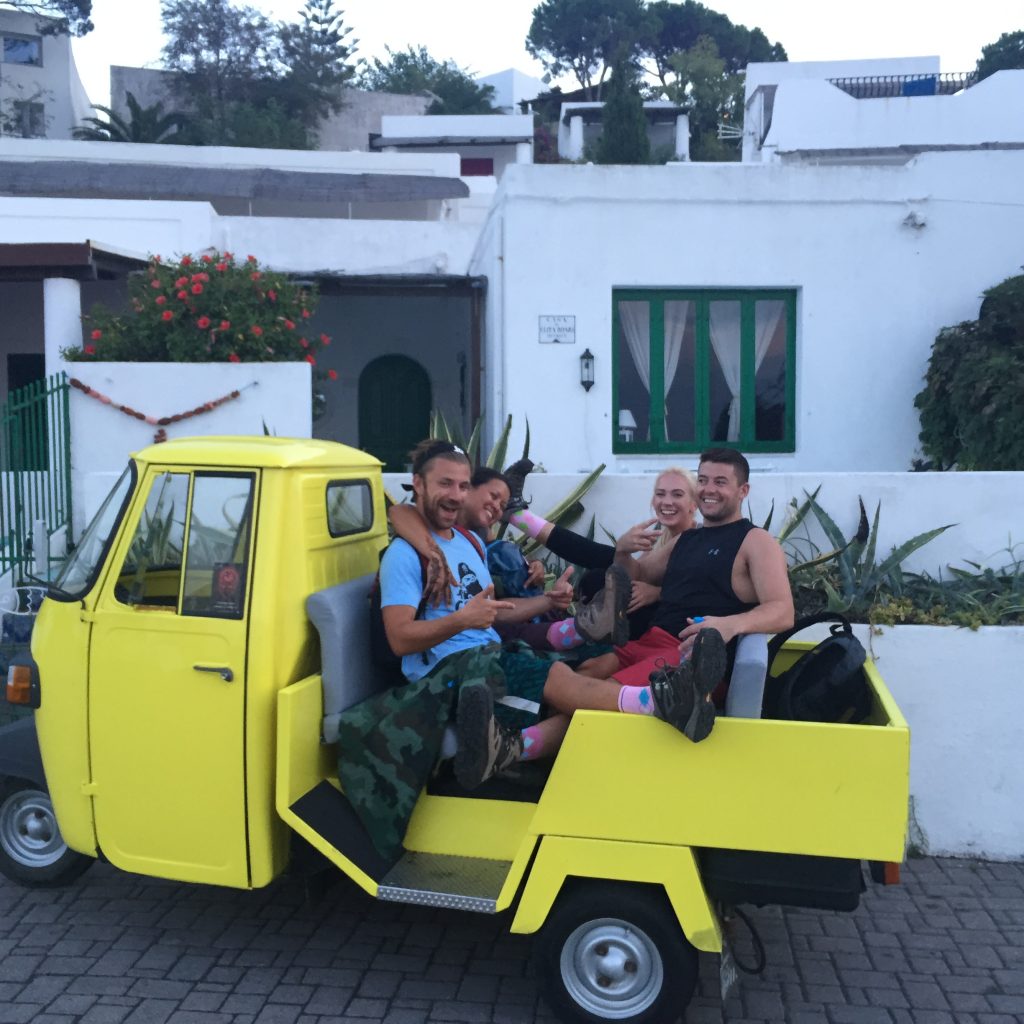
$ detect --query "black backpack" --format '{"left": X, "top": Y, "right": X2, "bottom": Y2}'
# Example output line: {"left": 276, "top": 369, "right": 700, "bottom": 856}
{"left": 762, "top": 612, "right": 871, "bottom": 724}
{"left": 368, "top": 526, "right": 485, "bottom": 678}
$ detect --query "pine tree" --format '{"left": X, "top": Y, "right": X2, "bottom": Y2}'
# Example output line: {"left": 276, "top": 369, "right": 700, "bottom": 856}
{"left": 596, "top": 58, "right": 650, "bottom": 164}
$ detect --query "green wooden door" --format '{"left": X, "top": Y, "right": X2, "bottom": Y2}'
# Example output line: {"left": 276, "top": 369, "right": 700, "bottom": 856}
{"left": 358, "top": 355, "right": 432, "bottom": 471}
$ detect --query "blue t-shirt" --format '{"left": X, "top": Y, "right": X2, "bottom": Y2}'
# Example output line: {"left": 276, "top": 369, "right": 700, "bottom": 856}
{"left": 379, "top": 531, "right": 500, "bottom": 681}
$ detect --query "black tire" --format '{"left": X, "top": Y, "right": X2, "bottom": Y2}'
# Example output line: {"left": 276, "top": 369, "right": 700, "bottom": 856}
{"left": 534, "top": 881, "right": 698, "bottom": 1024}
{"left": 0, "top": 779, "right": 93, "bottom": 887}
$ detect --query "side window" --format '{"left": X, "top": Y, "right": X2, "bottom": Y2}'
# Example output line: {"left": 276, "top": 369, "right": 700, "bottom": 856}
{"left": 116, "top": 472, "right": 189, "bottom": 607}
{"left": 182, "top": 474, "right": 255, "bottom": 619}
{"left": 326, "top": 480, "right": 373, "bottom": 537}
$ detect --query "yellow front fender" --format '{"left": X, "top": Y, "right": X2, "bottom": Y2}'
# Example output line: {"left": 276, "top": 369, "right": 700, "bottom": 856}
{"left": 510, "top": 835, "right": 722, "bottom": 953}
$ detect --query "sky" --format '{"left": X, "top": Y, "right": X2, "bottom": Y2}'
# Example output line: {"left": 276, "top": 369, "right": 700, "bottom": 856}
{"left": 67, "top": 0, "right": 1023, "bottom": 107}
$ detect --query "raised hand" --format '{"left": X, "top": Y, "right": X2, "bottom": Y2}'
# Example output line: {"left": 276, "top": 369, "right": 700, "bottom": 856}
{"left": 546, "top": 566, "right": 575, "bottom": 611}
{"left": 616, "top": 517, "right": 660, "bottom": 555}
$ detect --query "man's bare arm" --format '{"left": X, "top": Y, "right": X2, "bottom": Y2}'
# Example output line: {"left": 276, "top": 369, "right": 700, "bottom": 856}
{"left": 382, "top": 585, "right": 513, "bottom": 657}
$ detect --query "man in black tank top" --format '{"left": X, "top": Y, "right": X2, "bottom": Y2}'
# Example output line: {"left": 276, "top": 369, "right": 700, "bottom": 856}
{"left": 542, "top": 450, "right": 794, "bottom": 735}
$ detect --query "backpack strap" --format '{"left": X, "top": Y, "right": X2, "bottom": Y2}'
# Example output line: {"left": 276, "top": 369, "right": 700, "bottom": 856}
{"left": 452, "top": 524, "right": 486, "bottom": 563}
{"left": 767, "top": 611, "right": 854, "bottom": 663}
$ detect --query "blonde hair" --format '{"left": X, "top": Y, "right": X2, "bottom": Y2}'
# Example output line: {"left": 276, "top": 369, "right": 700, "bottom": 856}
{"left": 651, "top": 467, "right": 698, "bottom": 548}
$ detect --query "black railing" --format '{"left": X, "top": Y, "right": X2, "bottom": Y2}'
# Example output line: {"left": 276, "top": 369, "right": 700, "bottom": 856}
{"left": 827, "top": 73, "right": 976, "bottom": 99}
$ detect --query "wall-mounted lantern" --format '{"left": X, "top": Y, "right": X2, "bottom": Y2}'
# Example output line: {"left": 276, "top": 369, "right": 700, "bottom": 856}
{"left": 579, "top": 348, "right": 595, "bottom": 392}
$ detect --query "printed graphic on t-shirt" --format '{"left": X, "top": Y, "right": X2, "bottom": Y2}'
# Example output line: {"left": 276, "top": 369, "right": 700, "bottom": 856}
{"left": 451, "top": 561, "right": 483, "bottom": 608}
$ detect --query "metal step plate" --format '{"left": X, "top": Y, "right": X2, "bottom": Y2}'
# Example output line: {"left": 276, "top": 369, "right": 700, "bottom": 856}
{"left": 378, "top": 852, "right": 512, "bottom": 913}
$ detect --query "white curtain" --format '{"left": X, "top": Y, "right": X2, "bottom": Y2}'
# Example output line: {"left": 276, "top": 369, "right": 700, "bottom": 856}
{"left": 662, "top": 301, "right": 691, "bottom": 440}
{"left": 709, "top": 300, "right": 786, "bottom": 440}
{"left": 619, "top": 301, "right": 651, "bottom": 438}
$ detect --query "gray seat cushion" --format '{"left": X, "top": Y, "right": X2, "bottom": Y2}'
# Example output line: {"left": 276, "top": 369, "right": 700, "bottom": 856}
{"left": 306, "top": 574, "right": 384, "bottom": 743}
{"left": 725, "top": 633, "right": 769, "bottom": 719}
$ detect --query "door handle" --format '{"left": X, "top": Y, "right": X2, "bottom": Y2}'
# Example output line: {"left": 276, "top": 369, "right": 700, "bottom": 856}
{"left": 193, "top": 664, "right": 234, "bottom": 683}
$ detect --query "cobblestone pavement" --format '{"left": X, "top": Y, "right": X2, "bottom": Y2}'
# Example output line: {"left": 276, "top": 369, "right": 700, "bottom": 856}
{"left": 0, "top": 855, "right": 1021, "bottom": 1024}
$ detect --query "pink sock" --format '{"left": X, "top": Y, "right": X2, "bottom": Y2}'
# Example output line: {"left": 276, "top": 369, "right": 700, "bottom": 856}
{"left": 617, "top": 684, "right": 656, "bottom": 716}
{"left": 546, "top": 619, "right": 582, "bottom": 649}
{"left": 508, "top": 509, "right": 549, "bottom": 539}
{"left": 521, "top": 724, "right": 546, "bottom": 760}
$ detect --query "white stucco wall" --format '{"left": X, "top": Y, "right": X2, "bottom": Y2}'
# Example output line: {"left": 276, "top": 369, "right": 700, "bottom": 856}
{"left": 382, "top": 470, "right": 1024, "bottom": 578}
{"left": 471, "top": 153, "right": 1024, "bottom": 474}
{"left": 764, "top": 71, "right": 1024, "bottom": 158}
{"left": 68, "top": 362, "right": 311, "bottom": 534}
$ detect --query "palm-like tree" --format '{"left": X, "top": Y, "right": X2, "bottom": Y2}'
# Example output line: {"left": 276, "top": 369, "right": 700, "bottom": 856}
{"left": 73, "top": 92, "right": 188, "bottom": 144}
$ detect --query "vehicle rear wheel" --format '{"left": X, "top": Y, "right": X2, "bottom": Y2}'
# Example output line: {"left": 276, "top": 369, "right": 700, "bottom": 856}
{"left": 534, "top": 882, "right": 698, "bottom": 1024}
{"left": 0, "top": 779, "right": 93, "bottom": 887}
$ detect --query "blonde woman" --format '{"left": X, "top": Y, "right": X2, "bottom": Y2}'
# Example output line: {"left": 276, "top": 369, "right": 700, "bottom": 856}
{"left": 507, "top": 467, "right": 698, "bottom": 637}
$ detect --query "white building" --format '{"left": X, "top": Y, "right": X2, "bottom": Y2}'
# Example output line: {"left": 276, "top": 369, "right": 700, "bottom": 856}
{"left": 0, "top": 9, "right": 91, "bottom": 139}
{"left": 1, "top": 56, "right": 1022, "bottom": 490}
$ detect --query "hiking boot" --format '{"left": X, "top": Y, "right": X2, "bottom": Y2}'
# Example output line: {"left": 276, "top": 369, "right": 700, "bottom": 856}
{"left": 648, "top": 627, "right": 728, "bottom": 742}
{"left": 502, "top": 457, "right": 534, "bottom": 517}
{"left": 454, "top": 682, "right": 524, "bottom": 789}
{"left": 575, "top": 564, "right": 631, "bottom": 647}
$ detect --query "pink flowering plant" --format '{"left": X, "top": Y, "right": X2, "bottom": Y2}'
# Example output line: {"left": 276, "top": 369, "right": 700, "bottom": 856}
{"left": 64, "top": 251, "right": 335, "bottom": 375}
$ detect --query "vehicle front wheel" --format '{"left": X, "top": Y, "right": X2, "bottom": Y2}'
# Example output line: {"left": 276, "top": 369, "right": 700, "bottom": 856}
{"left": 534, "top": 882, "right": 698, "bottom": 1024}
{"left": 0, "top": 779, "right": 93, "bottom": 887}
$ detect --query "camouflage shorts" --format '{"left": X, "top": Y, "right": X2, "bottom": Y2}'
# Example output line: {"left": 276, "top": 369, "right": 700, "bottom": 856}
{"left": 335, "top": 641, "right": 550, "bottom": 860}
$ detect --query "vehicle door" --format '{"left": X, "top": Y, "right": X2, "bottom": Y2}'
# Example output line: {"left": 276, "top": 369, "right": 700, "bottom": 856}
{"left": 88, "top": 468, "right": 258, "bottom": 886}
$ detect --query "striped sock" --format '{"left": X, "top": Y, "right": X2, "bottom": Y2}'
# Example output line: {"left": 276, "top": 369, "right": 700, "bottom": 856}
{"left": 508, "top": 509, "right": 549, "bottom": 539}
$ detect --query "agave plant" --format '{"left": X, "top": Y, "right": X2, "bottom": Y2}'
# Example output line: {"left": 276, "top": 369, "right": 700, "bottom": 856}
{"left": 782, "top": 489, "right": 953, "bottom": 614}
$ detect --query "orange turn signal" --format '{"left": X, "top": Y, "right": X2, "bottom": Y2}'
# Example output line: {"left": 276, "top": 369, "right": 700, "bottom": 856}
{"left": 6, "top": 664, "right": 32, "bottom": 705}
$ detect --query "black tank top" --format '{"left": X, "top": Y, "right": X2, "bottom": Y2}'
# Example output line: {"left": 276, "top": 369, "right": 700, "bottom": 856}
{"left": 651, "top": 518, "right": 758, "bottom": 636}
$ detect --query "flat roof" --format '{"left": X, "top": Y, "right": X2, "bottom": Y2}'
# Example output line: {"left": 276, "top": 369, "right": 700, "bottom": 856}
{"left": 0, "top": 242, "right": 147, "bottom": 281}
{"left": 132, "top": 436, "right": 383, "bottom": 470}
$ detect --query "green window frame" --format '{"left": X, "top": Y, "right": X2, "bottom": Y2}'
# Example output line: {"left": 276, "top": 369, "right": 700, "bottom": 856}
{"left": 612, "top": 288, "right": 796, "bottom": 454}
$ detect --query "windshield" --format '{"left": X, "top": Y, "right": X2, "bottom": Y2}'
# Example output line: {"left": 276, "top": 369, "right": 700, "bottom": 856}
{"left": 51, "top": 465, "right": 135, "bottom": 600}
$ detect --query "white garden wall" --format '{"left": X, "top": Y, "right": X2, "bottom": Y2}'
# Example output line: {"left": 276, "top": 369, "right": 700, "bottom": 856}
{"left": 69, "top": 361, "right": 311, "bottom": 535}
{"left": 384, "top": 470, "right": 1024, "bottom": 577}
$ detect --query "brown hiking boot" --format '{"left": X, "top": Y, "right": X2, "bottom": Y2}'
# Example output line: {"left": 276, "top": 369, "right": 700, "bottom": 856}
{"left": 501, "top": 458, "right": 534, "bottom": 517}
{"left": 454, "top": 682, "right": 524, "bottom": 789}
{"left": 575, "top": 565, "right": 631, "bottom": 647}
{"left": 648, "top": 628, "right": 727, "bottom": 742}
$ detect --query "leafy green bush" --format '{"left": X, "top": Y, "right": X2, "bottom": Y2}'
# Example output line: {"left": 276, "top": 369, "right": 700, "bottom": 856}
{"left": 915, "top": 273, "right": 1024, "bottom": 470}
{"left": 64, "top": 252, "right": 332, "bottom": 368}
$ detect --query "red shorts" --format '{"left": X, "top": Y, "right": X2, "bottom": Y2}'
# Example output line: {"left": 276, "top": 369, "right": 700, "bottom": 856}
{"left": 611, "top": 626, "right": 682, "bottom": 686}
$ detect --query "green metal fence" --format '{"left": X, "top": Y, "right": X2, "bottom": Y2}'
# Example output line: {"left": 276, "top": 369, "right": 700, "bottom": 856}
{"left": 0, "top": 373, "right": 72, "bottom": 583}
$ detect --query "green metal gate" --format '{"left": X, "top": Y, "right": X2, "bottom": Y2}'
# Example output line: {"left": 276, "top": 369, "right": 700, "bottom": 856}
{"left": 0, "top": 372, "right": 72, "bottom": 583}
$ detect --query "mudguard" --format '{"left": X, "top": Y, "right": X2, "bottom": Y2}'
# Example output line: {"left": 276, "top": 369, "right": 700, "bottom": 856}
{"left": 0, "top": 716, "right": 46, "bottom": 788}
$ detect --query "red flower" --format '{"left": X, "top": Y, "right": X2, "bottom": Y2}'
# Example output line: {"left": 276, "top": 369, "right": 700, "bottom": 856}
{"left": 197, "top": 316, "right": 211, "bottom": 329}
{"left": 320, "top": 333, "right": 331, "bottom": 346}
{"left": 246, "top": 255, "right": 257, "bottom": 263}
{"left": 153, "top": 255, "right": 162, "bottom": 263}
{"left": 162, "top": 310, "right": 174, "bottom": 321}
{"left": 250, "top": 272, "right": 261, "bottom": 281}
{"left": 220, "top": 320, "right": 231, "bottom": 331}
{"left": 305, "top": 354, "right": 316, "bottom": 365}
{"left": 267, "top": 289, "right": 277, "bottom": 302}
{"left": 223, "top": 251, "right": 234, "bottom": 260}
{"left": 283, "top": 319, "right": 295, "bottom": 330}
{"left": 251, "top": 325, "right": 263, "bottom": 337}
{"left": 301, "top": 309, "right": 311, "bottom": 318}
{"left": 191, "top": 283, "right": 203, "bottom": 295}
{"left": 299, "top": 337, "right": 309, "bottom": 348}
{"left": 181, "top": 255, "right": 192, "bottom": 266}
{"left": 229, "top": 353, "right": 241, "bottom": 363}
{"left": 175, "top": 277, "right": 189, "bottom": 288}
{"left": 83, "top": 344, "right": 96, "bottom": 356}
{"left": 201, "top": 254, "right": 213, "bottom": 263}
{"left": 191, "top": 272, "right": 209, "bottom": 283}
{"left": 150, "top": 279, "right": 161, "bottom": 289}
{"left": 90, "top": 329, "right": 102, "bottom": 340}
{"left": 215, "top": 262, "right": 228, "bottom": 272}
{"left": 155, "top": 295, "right": 167, "bottom": 306}
{"left": 177, "top": 290, "right": 188, "bottom": 301}
{"left": 327, "top": 369, "right": 338, "bottom": 381}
